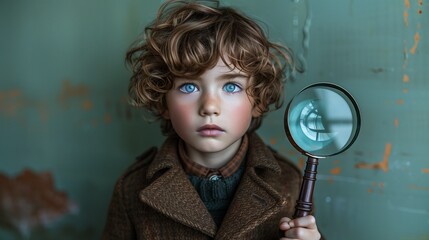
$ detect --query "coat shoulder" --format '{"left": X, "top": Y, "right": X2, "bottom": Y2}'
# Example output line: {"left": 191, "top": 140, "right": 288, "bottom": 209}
{"left": 268, "top": 146, "right": 301, "bottom": 179}
{"left": 119, "top": 147, "right": 158, "bottom": 186}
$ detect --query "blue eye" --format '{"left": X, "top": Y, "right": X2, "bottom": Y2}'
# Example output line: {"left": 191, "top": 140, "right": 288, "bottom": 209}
{"left": 223, "top": 83, "right": 241, "bottom": 93}
{"left": 179, "top": 83, "right": 197, "bottom": 93}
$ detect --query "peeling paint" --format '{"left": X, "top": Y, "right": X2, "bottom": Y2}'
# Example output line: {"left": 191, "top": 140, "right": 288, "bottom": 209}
{"left": 330, "top": 167, "right": 341, "bottom": 175}
{"left": 355, "top": 143, "right": 391, "bottom": 172}
{"left": 0, "top": 169, "right": 78, "bottom": 237}
{"left": 368, "top": 181, "right": 385, "bottom": 194}
{"left": 404, "top": 10, "right": 409, "bottom": 26}
{"left": 0, "top": 89, "right": 49, "bottom": 122}
{"left": 404, "top": 0, "right": 410, "bottom": 26}
{"left": 422, "top": 168, "right": 429, "bottom": 174}
{"left": 396, "top": 99, "right": 405, "bottom": 105}
{"left": 418, "top": 0, "right": 423, "bottom": 14}
{"left": 59, "top": 80, "right": 89, "bottom": 108}
{"left": 0, "top": 89, "right": 25, "bottom": 116}
{"left": 402, "top": 74, "right": 410, "bottom": 83}
{"left": 405, "top": 0, "right": 410, "bottom": 9}
{"left": 82, "top": 100, "right": 93, "bottom": 111}
{"left": 410, "top": 32, "right": 420, "bottom": 54}
{"left": 394, "top": 118, "right": 399, "bottom": 128}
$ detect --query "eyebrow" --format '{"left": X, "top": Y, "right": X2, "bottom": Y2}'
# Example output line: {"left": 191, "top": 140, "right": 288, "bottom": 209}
{"left": 175, "top": 73, "right": 249, "bottom": 82}
{"left": 217, "top": 73, "right": 249, "bottom": 80}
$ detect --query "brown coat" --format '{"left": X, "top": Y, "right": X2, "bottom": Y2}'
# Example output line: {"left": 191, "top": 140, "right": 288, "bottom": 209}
{"left": 102, "top": 133, "right": 301, "bottom": 240}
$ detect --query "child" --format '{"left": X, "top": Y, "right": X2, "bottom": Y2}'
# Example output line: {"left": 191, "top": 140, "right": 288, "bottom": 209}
{"left": 103, "top": 0, "right": 321, "bottom": 239}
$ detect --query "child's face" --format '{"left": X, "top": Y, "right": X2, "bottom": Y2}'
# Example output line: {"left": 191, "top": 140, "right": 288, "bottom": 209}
{"left": 163, "top": 58, "right": 259, "bottom": 163}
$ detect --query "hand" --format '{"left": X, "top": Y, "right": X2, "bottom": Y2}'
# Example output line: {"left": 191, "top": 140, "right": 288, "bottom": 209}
{"left": 279, "top": 215, "right": 321, "bottom": 240}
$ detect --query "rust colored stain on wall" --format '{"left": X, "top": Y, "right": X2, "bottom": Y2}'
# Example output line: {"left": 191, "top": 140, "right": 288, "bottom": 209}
{"left": 0, "top": 90, "right": 25, "bottom": 116}
{"left": 0, "top": 89, "right": 49, "bottom": 122}
{"left": 0, "top": 169, "right": 78, "bottom": 237}
{"left": 404, "top": 0, "right": 410, "bottom": 26}
{"left": 410, "top": 32, "right": 420, "bottom": 54}
{"left": 368, "top": 181, "right": 385, "bottom": 194}
{"left": 330, "top": 167, "right": 341, "bottom": 175}
{"left": 59, "top": 80, "right": 92, "bottom": 111}
{"left": 355, "top": 143, "right": 391, "bottom": 172}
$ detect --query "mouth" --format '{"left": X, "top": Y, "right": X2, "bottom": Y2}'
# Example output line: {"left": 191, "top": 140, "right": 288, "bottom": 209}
{"left": 197, "top": 124, "right": 225, "bottom": 137}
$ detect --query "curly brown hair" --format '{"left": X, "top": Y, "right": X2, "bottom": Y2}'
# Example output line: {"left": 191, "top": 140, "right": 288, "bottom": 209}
{"left": 126, "top": 0, "right": 295, "bottom": 135}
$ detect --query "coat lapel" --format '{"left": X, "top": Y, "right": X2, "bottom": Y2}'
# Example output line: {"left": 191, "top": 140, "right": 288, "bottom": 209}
{"left": 139, "top": 136, "right": 217, "bottom": 237}
{"left": 215, "top": 134, "right": 288, "bottom": 239}
{"left": 139, "top": 134, "right": 288, "bottom": 239}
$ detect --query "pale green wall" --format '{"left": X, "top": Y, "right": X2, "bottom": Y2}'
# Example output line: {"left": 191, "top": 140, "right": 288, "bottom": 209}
{"left": 0, "top": 0, "right": 428, "bottom": 239}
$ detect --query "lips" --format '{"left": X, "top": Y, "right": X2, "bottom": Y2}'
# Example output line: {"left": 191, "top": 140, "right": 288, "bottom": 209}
{"left": 197, "top": 124, "right": 225, "bottom": 137}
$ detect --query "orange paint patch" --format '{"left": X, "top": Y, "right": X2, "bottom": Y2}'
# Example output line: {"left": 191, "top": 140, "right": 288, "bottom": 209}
{"left": 0, "top": 169, "right": 78, "bottom": 236}
{"left": 59, "top": 80, "right": 89, "bottom": 107}
{"left": 396, "top": 99, "right": 405, "bottom": 105}
{"left": 0, "top": 89, "right": 49, "bottom": 122}
{"left": 394, "top": 118, "right": 399, "bottom": 128}
{"left": 404, "top": 0, "right": 410, "bottom": 8}
{"left": 422, "top": 168, "right": 429, "bottom": 174}
{"left": 330, "top": 167, "right": 341, "bottom": 175}
{"left": 404, "top": 10, "right": 409, "bottom": 26}
{"left": 403, "top": 74, "right": 410, "bottom": 83}
{"left": 355, "top": 143, "right": 391, "bottom": 172}
{"left": 410, "top": 32, "right": 420, "bottom": 54}
{"left": 270, "top": 138, "right": 277, "bottom": 145}
{"left": 0, "top": 89, "right": 24, "bottom": 116}
{"left": 82, "top": 100, "right": 93, "bottom": 111}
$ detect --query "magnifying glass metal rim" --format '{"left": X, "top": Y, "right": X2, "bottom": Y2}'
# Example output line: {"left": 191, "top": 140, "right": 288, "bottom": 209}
{"left": 284, "top": 82, "right": 361, "bottom": 158}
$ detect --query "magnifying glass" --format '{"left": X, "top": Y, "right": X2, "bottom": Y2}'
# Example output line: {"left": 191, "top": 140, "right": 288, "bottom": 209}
{"left": 284, "top": 82, "right": 361, "bottom": 218}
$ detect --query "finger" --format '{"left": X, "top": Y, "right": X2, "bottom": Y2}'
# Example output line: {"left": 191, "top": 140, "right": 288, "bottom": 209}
{"left": 284, "top": 227, "right": 313, "bottom": 240}
{"left": 288, "top": 215, "right": 318, "bottom": 229}
{"left": 279, "top": 217, "right": 292, "bottom": 231}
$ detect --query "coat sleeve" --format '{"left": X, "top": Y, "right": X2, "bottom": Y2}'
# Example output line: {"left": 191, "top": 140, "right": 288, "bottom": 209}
{"left": 101, "top": 178, "right": 136, "bottom": 240}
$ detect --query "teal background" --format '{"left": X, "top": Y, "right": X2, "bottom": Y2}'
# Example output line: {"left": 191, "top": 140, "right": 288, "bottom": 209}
{"left": 0, "top": 0, "right": 428, "bottom": 239}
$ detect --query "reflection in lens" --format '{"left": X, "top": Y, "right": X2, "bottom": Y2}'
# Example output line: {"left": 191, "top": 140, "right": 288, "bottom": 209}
{"left": 285, "top": 84, "right": 360, "bottom": 157}
{"left": 299, "top": 100, "right": 335, "bottom": 142}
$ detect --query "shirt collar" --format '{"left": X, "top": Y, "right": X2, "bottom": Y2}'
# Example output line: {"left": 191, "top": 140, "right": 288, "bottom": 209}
{"left": 178, "top": 135, "right": 248, "bottom": 178}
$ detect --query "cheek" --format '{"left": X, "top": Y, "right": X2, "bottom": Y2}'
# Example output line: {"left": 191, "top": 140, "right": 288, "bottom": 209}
{"left": 224, "top": 97, "right": 254, "bottom": 125}
{"left": 168, "top": 101, "right": 194, "bottom": 129}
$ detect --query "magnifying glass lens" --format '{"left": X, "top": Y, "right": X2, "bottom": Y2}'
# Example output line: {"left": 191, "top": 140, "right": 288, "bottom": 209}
{"left": 285, "top": 84, "right": 360, "bottom": 157}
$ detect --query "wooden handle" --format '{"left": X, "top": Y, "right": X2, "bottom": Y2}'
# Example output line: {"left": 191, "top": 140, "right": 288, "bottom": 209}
{"left": 293, "top": 156, "right": 319, "bottom": 218}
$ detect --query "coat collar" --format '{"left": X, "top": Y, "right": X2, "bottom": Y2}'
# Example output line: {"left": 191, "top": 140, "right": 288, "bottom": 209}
{"left": 139, "top": 133, "right": 286, "bottom": 238}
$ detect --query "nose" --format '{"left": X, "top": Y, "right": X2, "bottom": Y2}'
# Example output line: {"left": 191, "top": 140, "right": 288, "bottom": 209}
{"left": 199, "top": 91, "right": 220, "bottom": 117}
